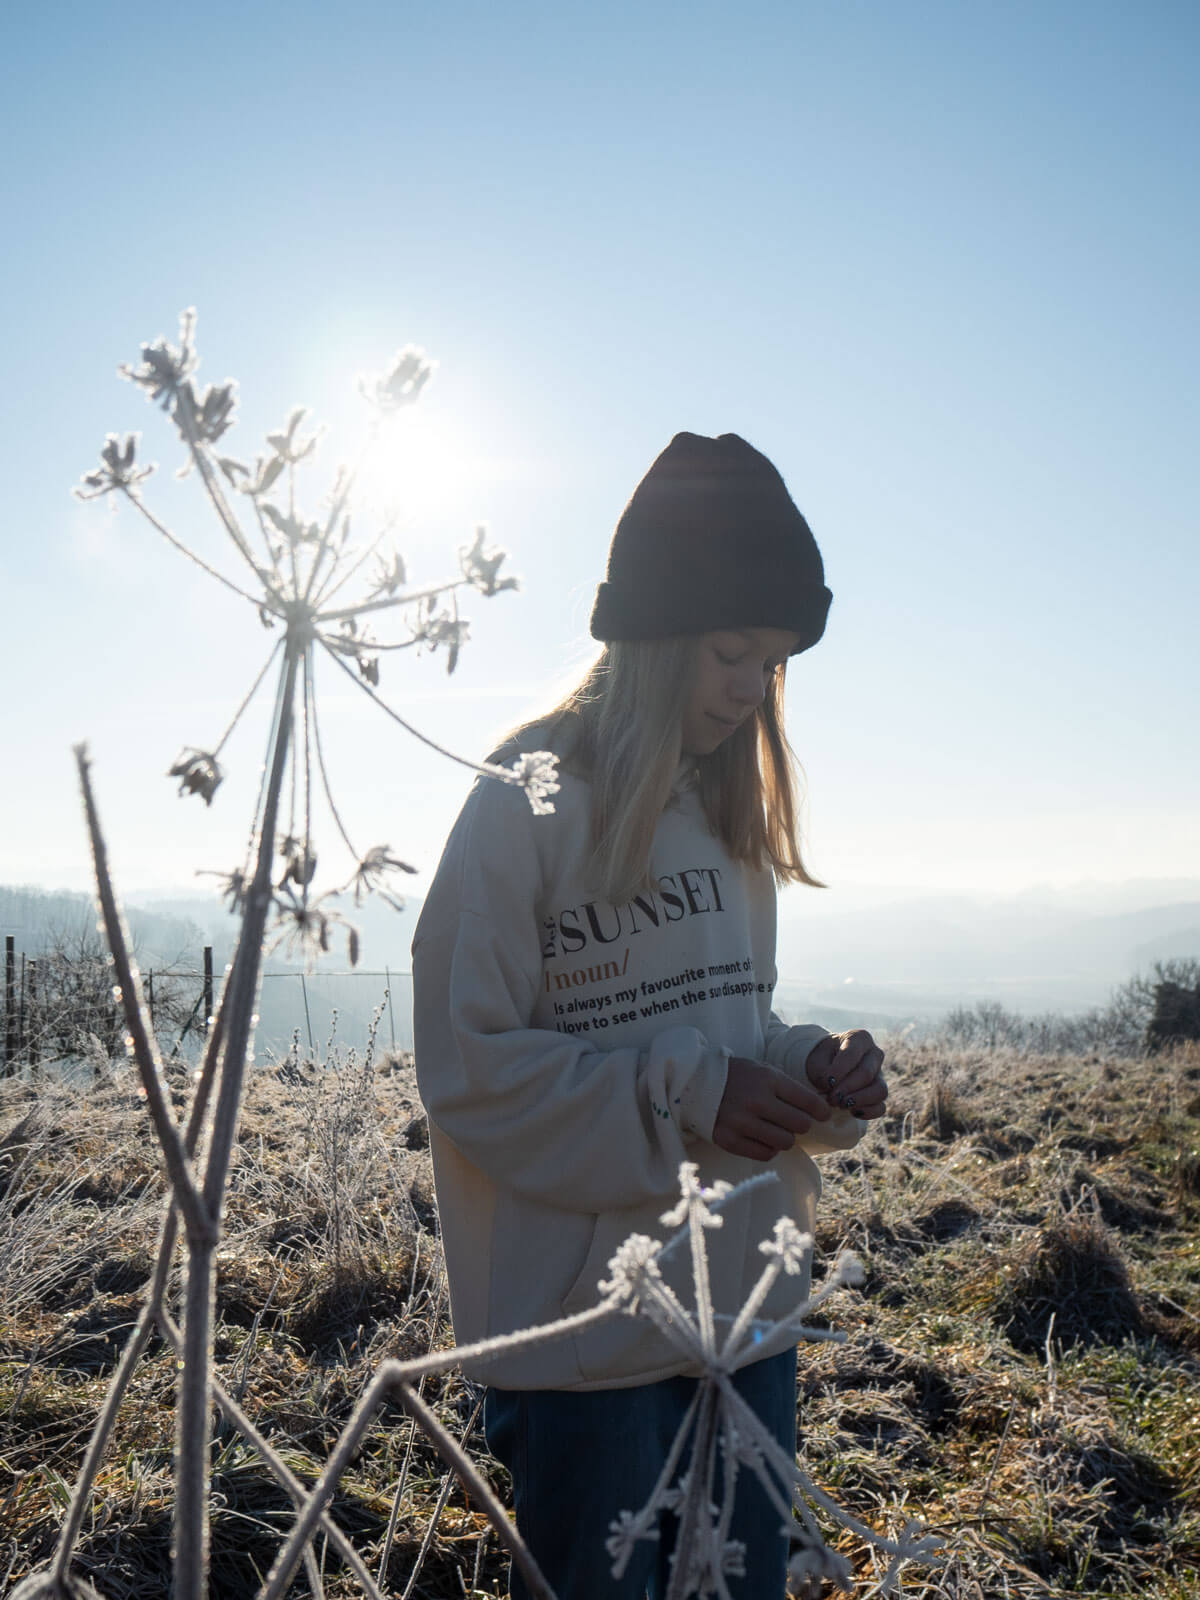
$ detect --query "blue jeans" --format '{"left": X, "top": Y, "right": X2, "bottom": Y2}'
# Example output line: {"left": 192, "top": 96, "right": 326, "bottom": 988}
{"left": 483, "top": 1348, "right": 796, "bottom": 1600}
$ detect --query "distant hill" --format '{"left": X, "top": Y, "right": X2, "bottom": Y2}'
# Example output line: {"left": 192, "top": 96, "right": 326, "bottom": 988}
{"left": 0, "top": 883, "right": 423, "bottom": 1060}
{"left": 0, "top": 885, "right": 204, "bottom": 965}
{"left": 7, "top": 877, "right": 1200, "bottom": 1058}
{"left": 125, "top": 886, "right": 423, "bottom": 1058}
{"left": 774, "top": 879, "right": 1200, "bottom": 1019}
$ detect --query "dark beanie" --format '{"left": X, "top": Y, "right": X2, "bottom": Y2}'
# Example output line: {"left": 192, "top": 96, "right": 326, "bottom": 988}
{"left": 589, "top": 432, "right": 832, "bottom": 655}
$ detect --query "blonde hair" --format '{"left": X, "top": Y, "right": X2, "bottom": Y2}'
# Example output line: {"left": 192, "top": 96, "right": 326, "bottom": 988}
{"left": 495, "top": 637, "right": 823, "bottom": 904}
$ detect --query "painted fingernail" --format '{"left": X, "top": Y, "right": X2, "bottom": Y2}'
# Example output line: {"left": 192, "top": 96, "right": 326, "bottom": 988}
{"left": 827, "top": 1075, "right": 837, "bottom": 1088}
{"left": 836, "top": 1094, "right": 847, "bottom": 1107}
{"left": 846, "top": 1096, "right": 856, "bottom": 1109}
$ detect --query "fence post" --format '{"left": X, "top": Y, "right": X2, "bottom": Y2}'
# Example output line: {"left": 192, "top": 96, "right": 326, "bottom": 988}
{"left": 3, "top": 935, "right": 14, "bottom": 1074}
{"left": 385, "top": 965, "right": 397, "bottom": 1051}
{"left": 147, "top": 968, "right": 155, "bottom": 1027}
{"left": 18, "top": 953, "right": 26, "bottom": 1062}
{"left": 299, "top": 974, "right": 314, "bottom": 1055}
{"left": 27, "top": 960, "right": 39, "bottom": 1069}
{"left": 202, "top": 946, "right": 213, "bottom": 1036}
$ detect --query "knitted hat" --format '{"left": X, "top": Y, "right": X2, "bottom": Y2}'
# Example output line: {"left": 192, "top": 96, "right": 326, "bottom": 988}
{"left": 589, "top": 432, "right": 831, "bottom": 654}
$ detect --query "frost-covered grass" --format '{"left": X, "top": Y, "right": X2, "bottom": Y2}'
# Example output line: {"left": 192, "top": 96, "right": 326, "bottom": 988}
{"left": 3, "top": 1038, "right": 1199, "bottom": 1597}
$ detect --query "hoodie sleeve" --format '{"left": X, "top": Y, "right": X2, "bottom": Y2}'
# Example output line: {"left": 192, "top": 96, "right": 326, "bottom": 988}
{"left": 764, "top": 1014, "right": 867, "bottom": 1155}
{"left": 411, "top": 779, "right": 730, "bottom": 1214}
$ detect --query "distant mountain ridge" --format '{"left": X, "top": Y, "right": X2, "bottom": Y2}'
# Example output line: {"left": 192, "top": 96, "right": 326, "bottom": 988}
{"left": 0, "top": 884, "right": 204, "bottom": 965}
{"left": 5, "top": 878, "right": 1198, "bottom": 1055}
{"left": 775, "top": 878, "right": 1200, "bottom": 1020}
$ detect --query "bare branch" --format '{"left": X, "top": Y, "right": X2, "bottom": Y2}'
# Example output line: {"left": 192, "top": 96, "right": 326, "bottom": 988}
{"left": 173, "top": 382, "right": 275, "bottom": 589}
{"left": 120, "top": 488, "right": 280, "bottom": 615}
{"left": 72, "top": 744, "right": 212, "bottom": 1246}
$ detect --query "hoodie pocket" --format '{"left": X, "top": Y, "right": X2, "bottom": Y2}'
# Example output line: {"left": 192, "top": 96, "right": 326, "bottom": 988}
{"left": 560, "top": 1209, "right": 626, "bottom": 1316}
{"left": 561, "top": 1204, "right": 680, "bottom": 1384}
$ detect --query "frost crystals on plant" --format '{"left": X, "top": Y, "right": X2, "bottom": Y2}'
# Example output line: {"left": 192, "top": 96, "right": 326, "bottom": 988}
{"left": 167, "top": 749, "right": 223, "bottom": 806}
{"left": 75, "top": 309, "right": 546, "bottom": 976}
{"left": 487, "top": 750, "right": 561, "bottom": 816}
{"left": 75, "top": 432, "right": 154, "bottom": 498}
{"left": 599, "top": 1163, "right": 944, "bottom": 1599}
{"left": 53, "top": 309, "right": 558, "bottom": 1600}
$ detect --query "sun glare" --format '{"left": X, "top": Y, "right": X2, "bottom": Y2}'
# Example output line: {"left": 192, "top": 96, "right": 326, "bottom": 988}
{"left": 356, "top": 410, "right": 491, "bottom": 541}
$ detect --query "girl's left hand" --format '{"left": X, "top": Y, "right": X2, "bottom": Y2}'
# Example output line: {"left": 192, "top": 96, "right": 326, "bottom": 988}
{"left": 805, "top": 1029, "right": 888, "bottom": 1119}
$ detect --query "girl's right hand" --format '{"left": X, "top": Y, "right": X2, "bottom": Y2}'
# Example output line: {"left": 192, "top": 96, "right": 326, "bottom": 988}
{"left": 712, "top": 1056, "right": 832, "bottom": 1162}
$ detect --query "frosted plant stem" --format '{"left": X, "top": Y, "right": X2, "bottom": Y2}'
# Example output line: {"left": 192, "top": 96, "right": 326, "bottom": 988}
{"left": 176, "top": 1242, "right": 217, "bottom": 1600}
{"left": 711, "top": 1375, "right": 799, "bottom": 1535}
{"left": 174, "top": 385, "right": 269, "bottom": 587}
{"left": 48, "top": 1204, "right": 181, "bottom": 1587}
{"left": 303, "top": 437, "right": 376, "bottom": 607}
{"left": 309, "top": 520, "right": 388, "bottom": 612}
{"left": 46, "top": 972, "right": 231, "bottom": 1588}
{"left": 152, "top": 1305, "right": 387, "bottom": 1600}
{"left": 176, "top": 635, "right": 301, "bottom": 1600}
{"left": 689, "top": 1207, "right": 717, "bottom": 1358}
{"left": 727, "top": 1386, "right": 941, "bottom": 1569}
{"left": 376, "top": 1376, "right": 426, "bottom": 1584}
{"left": 122, "top": 489, "right": 273, "bottom": 613}
{"left": 257, "top": 1315, "right": 620, "bottom": 1600}
{"left": 306, "top": 660, "right": 358, "bottom": 860}
{"left": 609, "top": 1387, "right": 703, "bottom": 1581}
{"left": 73, "top": 746, "right": 213, "bottom": 1245}
{"left": 396, "top": 1384, "right": 557, "bottom": 1600}
{"left": 212, "top": 637, "right": 284, "bottom": 759}
{"left": 719, "top": 1260, "right": 782, "bottom": 1365}
{"left": 665, "top": 1379, "right": 719, "bottom": 1600}
{"left": 320, "top": 639, "right": 530, "bottom": 781}
{"left": 398, "top": 1394, "right": 483, "bottom": 1600}
{"left": 713, "top": 1388, "right": 739, "bottom": 1563}
{"left": 316, "top": 578, "right": 469, "bottom": 625}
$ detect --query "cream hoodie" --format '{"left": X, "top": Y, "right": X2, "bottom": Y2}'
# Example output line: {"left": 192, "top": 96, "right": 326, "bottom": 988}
{"left": 411, "top": 765, "right": 866, "bottom": 1390}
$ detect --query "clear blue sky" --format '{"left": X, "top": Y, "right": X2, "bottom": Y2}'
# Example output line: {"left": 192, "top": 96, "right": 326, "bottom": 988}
{"left": 2, "top": 0, "right": 1196, "bottom": 906}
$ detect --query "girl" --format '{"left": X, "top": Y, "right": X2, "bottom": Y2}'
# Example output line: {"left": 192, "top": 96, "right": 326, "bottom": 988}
{"left": 411, "top": 432, "right": 888, "bottom": 1599}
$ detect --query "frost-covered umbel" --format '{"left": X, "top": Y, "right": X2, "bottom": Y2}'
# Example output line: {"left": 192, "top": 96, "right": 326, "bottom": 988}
{"left": 599, "top": 1163, "right": 943, "bottom": 1600}
{"left": 75, "top": 309, "right": 558, "bottom": 964}
{"left": 41, "top": 314, "right": 557, "bottom": 1600}
{"left": 245, "top": 1161, "right": 944, "bottom": 1600}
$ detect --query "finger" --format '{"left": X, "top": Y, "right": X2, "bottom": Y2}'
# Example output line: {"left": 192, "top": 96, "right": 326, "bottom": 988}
{"left": 713, "top": 1127, "right": 780, "bottom": 1162}
{"left": 736, "top": 1112, "right": 800, "bottom": 1151}
{"left": 812, "top": 1032, "right": 870, "bottom": 1095}
{"left": 851, "top": 1073, "right": 889, "bottom": 1105}
{"left": 805, "top": 1036, "right": 836, "bottom": 1081}
{"left": 773, "top": 1074, "right": 833, "bottom": 1121}
{"left": 833, "top": 1046, "right": 887, "bottom": 1100}
{"left": 843, "top": 1079, "right": 888, "bottom": 1113}
{"left": 833, "top": 1030, "right": 875, "bottom": 1075}
{"left": 851, "top": 1098, "right": 888, "bottom": 1120}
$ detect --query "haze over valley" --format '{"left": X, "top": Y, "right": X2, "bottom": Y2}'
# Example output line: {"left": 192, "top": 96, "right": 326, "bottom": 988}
{"left": 5, "top": 877, "right": 1197, "bottom": 1055}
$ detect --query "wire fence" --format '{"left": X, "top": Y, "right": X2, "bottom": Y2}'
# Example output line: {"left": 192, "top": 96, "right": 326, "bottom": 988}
{"left": 1, "top": 935, "right": 414, "bottom": 1076}
{"left": 238, "top": 963, "right": 415, "bottom": 1060}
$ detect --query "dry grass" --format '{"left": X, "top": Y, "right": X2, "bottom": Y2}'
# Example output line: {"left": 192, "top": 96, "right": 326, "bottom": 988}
{"left": 3, "top": 1038, "right": 1200, "bottom": 1597}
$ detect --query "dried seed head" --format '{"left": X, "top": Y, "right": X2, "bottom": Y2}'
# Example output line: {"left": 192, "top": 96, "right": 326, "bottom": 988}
{"left": 759, "top": 1216, "right": 814, "bottom": 1275}
{"left": 497, "top": 750, "right": 560, "bottom": 816}
{"left": 167, "top": 748, "right": 223, "bottom": 805}
{"left": 347, "top": 845, "right": 417, "bottom": 907}
{"left": 358, "top": 344, "right": 436, "bottom": 412}
{"left": 460, "top": 524, "right": 519, "bottom": 596}
{"left": 278, "top": 835, "right": 318, "bottom": 889}
{"left": 74, "top": 432, "right": 155, "bottom": 499}
{"left": 265, "top": 406, "right": 320, "bottom": 463}
{"left": 181, "top": 379, "right": 238, "bottom": 445}
{"left": 118, "top": 306, "right": 198, "bottom": 409}
{"left": 599, "top": 1233, "right": 664, "bottom": 1310}
{"left": 412, "top": 607, "right": 470, "bottom": 674}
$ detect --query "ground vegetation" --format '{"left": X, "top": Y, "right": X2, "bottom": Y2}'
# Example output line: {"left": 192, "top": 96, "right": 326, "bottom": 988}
{"left": 3, "top": 1036, "right": 1198, "bottom": 1597}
